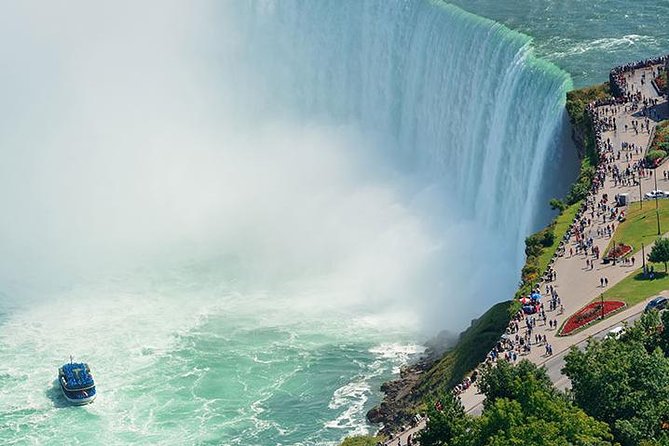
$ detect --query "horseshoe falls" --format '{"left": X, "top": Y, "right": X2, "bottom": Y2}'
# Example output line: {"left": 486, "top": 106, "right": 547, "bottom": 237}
{"left": 0, "top": 1, "right": 575, "bottom": 445}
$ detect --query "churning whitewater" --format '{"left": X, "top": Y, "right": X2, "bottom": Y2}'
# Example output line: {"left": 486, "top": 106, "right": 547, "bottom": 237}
{"left": 0, "top": 1, "right": 573, "bottom": 444}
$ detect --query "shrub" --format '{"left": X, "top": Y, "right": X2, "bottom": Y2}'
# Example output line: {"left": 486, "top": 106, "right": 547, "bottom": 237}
{"left": 646, "top": 149, "right": 667, "bottom": 163}
{"left": 655, "top": 71, "right": 668, "bottom": 94}
{"left": 340, "top": 436, "right": 384, "bottom": 446}
{"left": 649, "top": 121, "right": 669, "bottom": 157}
{"left": 540, "top": 230, "right": 556, "bottom": 248}
{"left": 566, "top": 85, "right": 609, "bottom": 204}
{"left": 567, "top": 181, "right": 590, "bottom": 205}
{"left": 549, "top": 198, "right": 568, "bottom": 213}
{"left": 521, "top": 260, "right": 540, "bottom": 284}
{"left": 566, "top": 83, "right": 611, "bottom": 127}
{"left": 564, "top": 162, "right": 596, "bottom": 204}
{"left": 524, "top": 234, "right": 543, "bottom": 258}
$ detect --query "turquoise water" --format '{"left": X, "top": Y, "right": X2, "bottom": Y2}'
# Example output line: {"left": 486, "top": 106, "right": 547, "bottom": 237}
{"left": 447, "top": 0, "right": 669, "bottom": 87}
{"left": 0, "top": 1, "right": 665, "bottom": 445}
{"left": 0, "top": 273, "right": 423, "bottom": 445}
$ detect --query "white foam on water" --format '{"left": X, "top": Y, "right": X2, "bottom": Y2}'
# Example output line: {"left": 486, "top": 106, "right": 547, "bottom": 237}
{"left": 323, "top": 341, "right": 425, "bottom": 438}
{"left": 369, "top": 342, "right": 426, "bottom": 375}
{"left": 547, "top": 34, "right": 659, "bottom": 59}
{"left": 0, "top": 280, "right": 220, "bottom": 444}
{"left": 0, "top": 0, "right": 576, "bottom": 444}
{"left": 368, "top": 343, "right": 426, "bottom": 360}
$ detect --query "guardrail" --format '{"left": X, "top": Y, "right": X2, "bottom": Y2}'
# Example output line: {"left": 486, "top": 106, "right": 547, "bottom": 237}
{"left": 609, "top": 54, "right": 669, "bottom": 98}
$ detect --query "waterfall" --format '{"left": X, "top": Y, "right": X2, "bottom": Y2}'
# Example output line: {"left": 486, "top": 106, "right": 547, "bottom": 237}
{"left": 226, "top": 0, "right": 574, "bottom": 265}
{"left": 0, "top": 1, "right": 581, "bottom": 444}
{"left": 0, "top": 0, "right": 576, "bottom": 324}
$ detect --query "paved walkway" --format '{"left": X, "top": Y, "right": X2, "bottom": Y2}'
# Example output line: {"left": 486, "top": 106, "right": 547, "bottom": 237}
{"left": 458, "top": 63, "right": 669, "bottom": 413}
{"left": 383, "top": 64, "right": 668, "bottom": 445}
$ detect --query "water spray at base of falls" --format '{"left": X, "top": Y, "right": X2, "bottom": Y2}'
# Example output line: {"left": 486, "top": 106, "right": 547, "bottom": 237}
{"left": 0, "top": 1, "right": 577, "bottom": 444}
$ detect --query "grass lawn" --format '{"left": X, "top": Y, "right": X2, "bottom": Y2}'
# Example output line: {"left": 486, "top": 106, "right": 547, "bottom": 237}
{"left": 589, "top": 200, "right": 669, "bottom": 309}
{"left": 601, "top": 268, "right": 669, "bottom": 307}
{"left": 417, "top": 301, "right": 511, "bottom": 398}
{"left": 340, "top": 436, "right": 385, "bottom": 446}
{"left": 604, "top": 199, "right": 669, "bottom": 256}
{"left": 536, "top": 202, "right": 581, "bottom": 275}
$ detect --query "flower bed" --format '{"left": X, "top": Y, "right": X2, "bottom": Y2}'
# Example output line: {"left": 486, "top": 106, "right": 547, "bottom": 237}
{"left": 559, "top": 301, "right": 626, "bottom": 336}
{"left": 649, "top": 121, "right": 669, "bottom": 159}
{"left": 603, "top": 243, "right": 632, "bottom": 263}
{"left": 654, "top": 73, "right": 667, "bottom": 94}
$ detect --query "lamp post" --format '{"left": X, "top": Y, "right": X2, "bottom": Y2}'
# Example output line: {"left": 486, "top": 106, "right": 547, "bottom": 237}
{"left": 639, "top": 176, "right": 643, "bottom": 210}
{"left": 655, "top": 170, "right": 659, "bottom": 209}
{"left": 642, "top": 242, "right": 647, "bottom": 274}
{"left": 655, "top": 170, "right": 662, "bottom": 235}
{"left": 600, "top": 293, "right": 605, "bottom": 320}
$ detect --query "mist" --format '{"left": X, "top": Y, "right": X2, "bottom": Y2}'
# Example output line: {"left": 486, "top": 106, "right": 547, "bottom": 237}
{"left": 0, "top": 0, "right": 565, "bottom": 332}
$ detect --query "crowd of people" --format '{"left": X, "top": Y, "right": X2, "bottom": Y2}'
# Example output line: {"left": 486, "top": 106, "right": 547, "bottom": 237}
{"left": 483, "top": 304, "right": 558, "bottom": 363}
{"left": 444, "top": 94, "right": 634, "bottom": 395}
{"left": 447, "top": 289, "right": 562, "bottom": 401}
{"left": 609, "top": 55, "right": 669, "bottom": 97}
{"left": 448, "top": 56, "right": 669, "bottom": 404}
{"left": 404, "top": 57, "right": 669, "bottom": 446}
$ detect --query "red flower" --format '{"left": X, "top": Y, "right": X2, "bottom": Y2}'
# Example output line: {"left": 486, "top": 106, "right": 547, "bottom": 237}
{"left": 606, "top": 244, "right": 632, "bottom": 259}
{"left": 560, "top": 301, "right": 626, "bottom": 335}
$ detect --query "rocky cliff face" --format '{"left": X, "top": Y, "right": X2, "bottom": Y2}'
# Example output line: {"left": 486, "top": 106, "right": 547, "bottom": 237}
{"left": 365, "top": 333, "right": 458, "bottom": 433}
{"left": 367, "top": 302, "right": 511, "bottom": 435}
{"left": 571, "top": 119, "right": 589, "bottom": 159}
{"left": 366, "top": 360, "right": 430, "bottom": 435}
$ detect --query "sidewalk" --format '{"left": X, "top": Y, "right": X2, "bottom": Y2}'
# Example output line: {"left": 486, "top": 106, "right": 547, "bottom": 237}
{"left": 456, "top": 63, "right": 669, "bottom": 413}
{"left": 463, "top": 298, "right": 650, "bottom": 415}
{"left": 382, "top": 62, "right": 668, "bottom": 446}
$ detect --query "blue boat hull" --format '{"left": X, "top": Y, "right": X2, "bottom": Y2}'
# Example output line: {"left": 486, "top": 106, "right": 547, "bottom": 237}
{"left": 58, "top": 361, "right": 96, "bottom": 405}
{"left": 59, "top": 383, "right": 96, "bottom": 405}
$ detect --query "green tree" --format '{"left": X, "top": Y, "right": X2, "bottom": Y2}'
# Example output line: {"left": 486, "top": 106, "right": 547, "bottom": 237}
{"left": 567, "top": 181, "right": 590, "bottom": 204}
{"left": 472, "top": 361, "right": 613, "bottom": 445}
{"left": 421, "top": 361, "right": 614, "bottom": 446}
{"left": 540, "top": 230, "right": 555, "bottom": 248}
{"left": 624, "top": 311, "right": 662, "bottom": 353}
{"left": 648, "top": 238, "right": 669, "bottom": 272}
{"left": 477, "top": 360, "right": 553, "bottom": 408}
{"left": 660, "top": 310, "right": 669, "bottom": 355}
{"left": 524, "top": 233, "right": 544, "bottom": 258}
{"left": 549, "top": 198, "right": 568, "bottom": 213}
{"left": 647, "top": 149, "right": 667, "bottom": 163}
{"left": 563, "top": 334, "right": 669, "bottom": 446}
{"left": 418, "top": 392, "right": 470, "bottom": 446}
{"left": 471, "top": 393, "right": 613, "bottom": 446}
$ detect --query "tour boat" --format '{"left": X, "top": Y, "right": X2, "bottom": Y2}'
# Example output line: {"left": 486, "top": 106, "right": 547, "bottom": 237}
{"left": 58, "top": 360, "right": 96, "bottom": 405}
